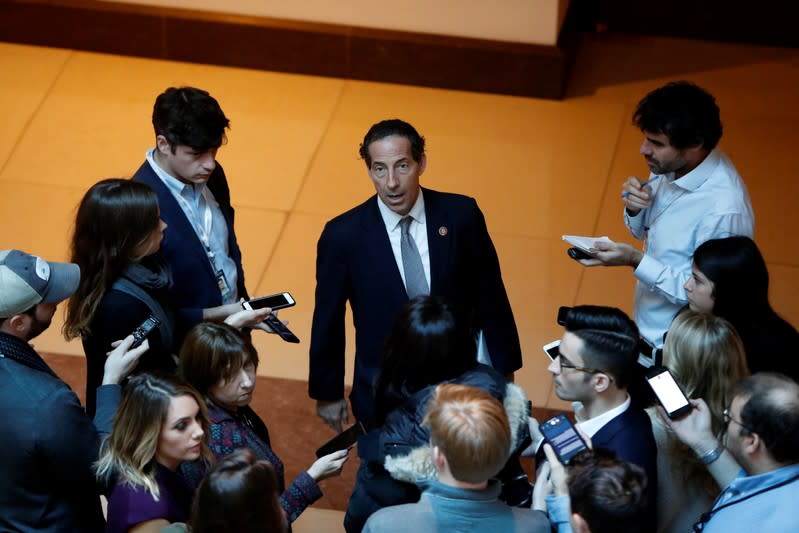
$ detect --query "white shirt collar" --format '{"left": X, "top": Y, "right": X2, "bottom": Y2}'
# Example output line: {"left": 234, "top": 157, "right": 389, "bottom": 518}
{"left": 575, "top": 395, "right": 632, "bottom": 438}
{"left": 146, "top": 148, "right": 205, "bottom": 197}
{"left": 671, "top": 148, "right": 721, "bottom": 192}
{"left": 376, "top": 188, "right": 426, "bottom": 230}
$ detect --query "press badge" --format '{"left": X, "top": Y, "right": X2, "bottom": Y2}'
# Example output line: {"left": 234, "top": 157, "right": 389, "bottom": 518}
{"left": 216, "top": 269, "right": 233, "bottom": 301}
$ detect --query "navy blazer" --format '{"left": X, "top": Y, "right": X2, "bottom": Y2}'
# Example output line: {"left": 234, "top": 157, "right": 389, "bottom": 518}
{"left": 132, "top": 160, "right": 248, "bottom": 333}
{"left": 309, "top": 188, "right": 522, "bottom": 423}
{"left": 592, "top": 406, "right": 658, "bottom": 531}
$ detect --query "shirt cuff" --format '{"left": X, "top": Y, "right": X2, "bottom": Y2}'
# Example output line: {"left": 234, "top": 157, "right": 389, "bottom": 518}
{"left": 633, "top": 253, "right": 661, "bottom": 287}
{"left": 547, "top": 493, "right": 572, "bottom": 524}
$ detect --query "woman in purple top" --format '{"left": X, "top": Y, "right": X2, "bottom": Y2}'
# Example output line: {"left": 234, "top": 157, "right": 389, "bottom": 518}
{"left": 178, "top": 322, "right": 349, "bottom": 523}
{"left": 97, "top": 374, "right": 210, "bottom": 533}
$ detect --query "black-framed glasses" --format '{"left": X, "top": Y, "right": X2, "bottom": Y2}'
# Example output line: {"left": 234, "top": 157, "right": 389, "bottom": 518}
{"left": 558, "top": 354, "right": 607, "bottom": 377}
{"left": 723, "top": 407, "right": 753, "bottom": 433}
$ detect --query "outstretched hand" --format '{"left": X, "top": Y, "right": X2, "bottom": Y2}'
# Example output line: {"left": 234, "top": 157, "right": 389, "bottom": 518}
{"left": 308, "top": 449, "right": 350, "bottom": 482}
{"left": 658, "top": 398, "right": 717, "bottom": 454}
{"left": 224, "top": 305, "right": 272, "bottom": 329}
{"left": 103, "top": 335, "right": 149, "bottom": 385}
{"left": 584, "top": 240, "right": 643, "bottom": 268}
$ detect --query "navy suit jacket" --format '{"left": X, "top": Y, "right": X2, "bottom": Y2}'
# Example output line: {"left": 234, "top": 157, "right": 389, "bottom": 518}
{"left": 132, "top": 160, "right": 248, "bottom": 334}
{"left": 592, "top": 406, "right": 658, "bottom": 530}
{"left": 309, "top": 188, "right": 522, "bottom": 423}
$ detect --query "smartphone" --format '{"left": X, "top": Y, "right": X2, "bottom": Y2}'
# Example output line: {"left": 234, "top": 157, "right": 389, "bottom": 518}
{"left": 131, "top": 315, "right": 160, "bottom": 349}
{"left": 316, "top": 422, "right": 366, "bottom": 458}
{"left": 646, "top": 366, "right": 692, "bottom": 419}
{"left": 243, "top": 292, "right": 296, "bottom": 312}
{"left": 567, "top": 247, "right": 595, "bottom": 261}
{"left": 264, "top": 314, "right": 300, "bottom": 343}
{"left": 543, "top": 339, "right": 560, "bottom": 360}
{"left": 540, "top": 414, "right": 589, "bottom": 464}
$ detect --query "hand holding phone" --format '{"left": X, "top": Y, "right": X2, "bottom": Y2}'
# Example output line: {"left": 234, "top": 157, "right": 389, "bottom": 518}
{"left": 242, "top": 292, "right": 295, "bottom": 312}
{"left": 646, "top": 366, "right": 692, "bottom": 419}
{"left": 131, "top": 316, "right": 160, "bottom": 349}
{"left": 315, "top": 422, "right": 366, "bottom": 458}
{"left": 539, "top": 414, "right": 589, "bottom": 464}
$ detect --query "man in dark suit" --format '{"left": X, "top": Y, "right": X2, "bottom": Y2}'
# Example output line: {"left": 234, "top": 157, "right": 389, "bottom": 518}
{"left": 541, "top": 305, "right": 657, "bottom": 526}
{"left": 132, "top": 87, "right": 252, "bottom": 341}
{"left": 309, "top": 119, "right": 522, "bottom": 430}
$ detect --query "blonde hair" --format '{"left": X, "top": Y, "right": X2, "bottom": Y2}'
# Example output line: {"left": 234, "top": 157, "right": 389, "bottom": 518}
{"left": 661, "top": 311, "right": 749, "bottom": 495}
{"left": 95, "top": 374, "right": 211, "bottom": 499}
{"left": 423, "top": 384, "right": 510, "bottom": 483}
{"left": 664, "top": 311, "right": 749, "bottom": 436}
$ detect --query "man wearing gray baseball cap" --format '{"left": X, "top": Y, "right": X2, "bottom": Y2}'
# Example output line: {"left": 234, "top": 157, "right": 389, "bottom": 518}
{"left": 0, "top": 249, "right": 149, "bottom": 532}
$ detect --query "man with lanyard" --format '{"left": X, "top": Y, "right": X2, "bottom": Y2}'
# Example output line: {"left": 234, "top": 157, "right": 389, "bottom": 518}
{"left": 133, "top": 86, "right": 252, "bottom": 341}
{"left": 576, "top": 81, "right": 754, "bottom": 350}
{"left": 665, "top": 373, "right": 799, "bottom": 532}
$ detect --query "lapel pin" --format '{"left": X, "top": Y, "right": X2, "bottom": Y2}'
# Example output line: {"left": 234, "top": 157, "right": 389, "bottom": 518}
{"left": 438, "top": 226, "right": 448, "bottom": 236}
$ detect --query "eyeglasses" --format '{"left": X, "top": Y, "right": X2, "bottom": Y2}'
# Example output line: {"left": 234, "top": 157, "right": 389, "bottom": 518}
{"left": 558, "top": 354, "right": 606, "bottom": 376}
{"left": 723, "top": 407, "right": 753, "bottom": 433}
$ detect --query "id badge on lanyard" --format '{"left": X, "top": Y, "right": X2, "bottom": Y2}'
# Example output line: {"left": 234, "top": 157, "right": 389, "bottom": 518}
{"left": 180, "top": 187, "right": 233, "bottom": 301}
{"left": 212, "top": 254, "right": 233, "bottom": 301}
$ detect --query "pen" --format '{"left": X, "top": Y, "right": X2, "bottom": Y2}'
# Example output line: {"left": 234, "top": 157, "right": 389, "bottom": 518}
{"left": 621, "top": 175, "right": 661, "bottom": 198}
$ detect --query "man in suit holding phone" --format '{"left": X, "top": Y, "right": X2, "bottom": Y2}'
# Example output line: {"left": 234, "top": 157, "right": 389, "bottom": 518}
{"left": 132, "top": 87, "right": 253, "bottom": 342}
{"left": 309, "top": 119, "right": 522, "bottom": 430}
{"left": 539, "top": 305, "right": 657, "bottom": 527}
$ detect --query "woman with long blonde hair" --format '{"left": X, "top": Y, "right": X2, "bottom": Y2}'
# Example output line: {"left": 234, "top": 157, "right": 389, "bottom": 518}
{"left": 97, "top": 374, "right": 210, "bottom": 533}
{"left": 648, "top": 311, "right": 749, "bottom": 533}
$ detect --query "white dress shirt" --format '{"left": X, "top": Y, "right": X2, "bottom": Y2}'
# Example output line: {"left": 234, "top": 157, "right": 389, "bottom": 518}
{"left": 375, "top": 189, "right": 493, "bottom": 366}
{"left": 625, "top": 148, "right": 754, "bottom": 346}
{"left": 146, "top": 149, "right": 239, "bottom": 303}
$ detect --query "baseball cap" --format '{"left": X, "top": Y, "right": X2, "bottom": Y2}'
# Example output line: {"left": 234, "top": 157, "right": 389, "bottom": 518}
{"left": 0, "top": 249, "right": 80, "bottom": 317}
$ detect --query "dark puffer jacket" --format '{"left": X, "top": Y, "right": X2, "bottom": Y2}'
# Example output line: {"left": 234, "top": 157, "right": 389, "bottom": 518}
{"left": 343, "top": 364, "right": 532, "bottom": 533}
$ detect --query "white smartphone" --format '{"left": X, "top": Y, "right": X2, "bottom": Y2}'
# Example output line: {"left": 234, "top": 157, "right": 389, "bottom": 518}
{"left": 242, "top": 292, "right": 295, "bottom": 312}
{"left": 646, "top": 366, "right": 692, "bottom": 419}
{"left": 543, "top": 339, "right": 561, "bottom": 360}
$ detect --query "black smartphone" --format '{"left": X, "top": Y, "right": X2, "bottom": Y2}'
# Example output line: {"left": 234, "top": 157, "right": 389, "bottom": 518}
{"left": 131, "top": 315, "right": 160, "bottom": 349}
{"left": 646, "top": 366, "right": 692, "bottom": 419}
{"left": 316, "top": 422, "right": 365, "bottom": 458}
{"left": 540, "top": 414, "right": 589, "bottom": 464}
{"left": 542, "top": 339, "right": 561, "bottom": 360}
{"left": 243, "top": 292, "right": 296, "bottom": 311}
{"left": 567, "top": 247, "right": 594, "bottom": 261}
{"left": 264, "top": 314, "right": 300, "bottom": 343}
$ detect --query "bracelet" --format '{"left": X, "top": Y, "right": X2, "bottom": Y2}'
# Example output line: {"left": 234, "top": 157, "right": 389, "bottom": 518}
{"left": 699, "top": 444, "right": 724, "bottom": 465}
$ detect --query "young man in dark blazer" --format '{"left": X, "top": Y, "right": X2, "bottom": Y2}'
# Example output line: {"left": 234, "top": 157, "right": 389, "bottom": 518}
{"left": 309, "top": 119, "right": 522, "bottom": 430}
{"left": 540, "top": 305, "right": 657, "bottom": 527}
{"left": 132, "top": 87, "right": 252, "bottom": 342}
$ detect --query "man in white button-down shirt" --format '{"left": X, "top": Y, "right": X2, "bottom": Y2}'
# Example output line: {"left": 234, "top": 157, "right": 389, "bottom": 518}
{"left": 578, "top": 82, "right": 754, "bottom": 347}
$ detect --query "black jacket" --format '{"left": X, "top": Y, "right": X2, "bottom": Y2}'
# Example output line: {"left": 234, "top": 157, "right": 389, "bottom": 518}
{"left": 343, "top": 365, "right": 531, "bottom": 533}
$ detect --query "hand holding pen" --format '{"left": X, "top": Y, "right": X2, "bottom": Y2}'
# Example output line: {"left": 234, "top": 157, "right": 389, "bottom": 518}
{"left": 621, "top": 175, "right": 659, "bottom": 215}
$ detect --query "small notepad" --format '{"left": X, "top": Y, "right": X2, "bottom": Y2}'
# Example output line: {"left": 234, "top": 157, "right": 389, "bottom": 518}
{"left": 562, "top": 235, "right": 614, "bottom": 253}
